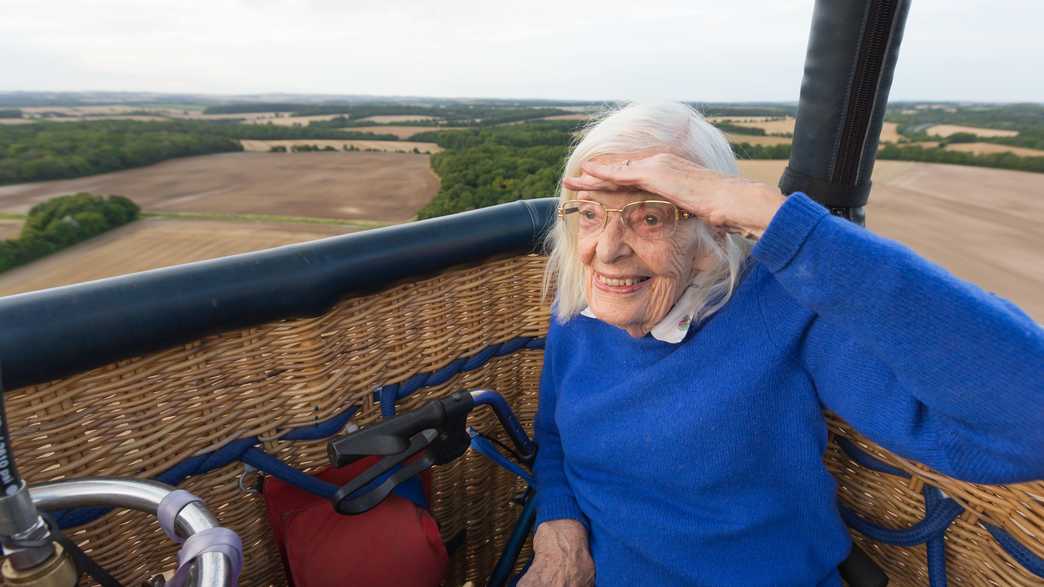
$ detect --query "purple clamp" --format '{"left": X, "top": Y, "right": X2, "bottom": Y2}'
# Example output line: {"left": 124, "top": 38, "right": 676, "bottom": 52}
{"left": 157, "top": 489, "right": 244, "bottom": 587}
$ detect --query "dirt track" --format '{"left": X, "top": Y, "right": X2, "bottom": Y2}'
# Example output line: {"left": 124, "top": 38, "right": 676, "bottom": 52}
{"left": 0, "top": 152, "right": 439, "bottom": 222}
{"left": 738, "top": 160, "right": 1044, "bottom": 320}
{"left": 0, "top": 219, "right": 354, "bottom": 297}
{"left": 0, "top": 220, "right": 21, "bottom": 240}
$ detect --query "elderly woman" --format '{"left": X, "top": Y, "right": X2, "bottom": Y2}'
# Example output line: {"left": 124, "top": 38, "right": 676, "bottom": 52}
{"left": 519, "top": 102, "right": 1044, "bottom": 586}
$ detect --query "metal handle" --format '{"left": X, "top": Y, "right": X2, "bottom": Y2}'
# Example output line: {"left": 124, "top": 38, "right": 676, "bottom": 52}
{"left": 28, "top": 478, "right": 232, "bottom": 587}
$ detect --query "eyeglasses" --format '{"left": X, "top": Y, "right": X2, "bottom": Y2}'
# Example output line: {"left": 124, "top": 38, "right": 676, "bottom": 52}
{"left": 557, "top": 199, "right": 694, "bottom": 240}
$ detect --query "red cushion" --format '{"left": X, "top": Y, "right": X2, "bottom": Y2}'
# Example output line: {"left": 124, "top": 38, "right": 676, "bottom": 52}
{"left": 263, "top": 463, "right": 447, "bottom": 587}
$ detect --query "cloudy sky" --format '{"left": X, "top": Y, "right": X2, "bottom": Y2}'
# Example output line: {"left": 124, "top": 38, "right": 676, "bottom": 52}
{"left": 1, "top": 0, "right": 1040, "bottom": 102}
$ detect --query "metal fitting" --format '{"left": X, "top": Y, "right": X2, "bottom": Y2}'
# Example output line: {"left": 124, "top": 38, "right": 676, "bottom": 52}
{"left": 0, "top": 484, "right": 39, "bottom": 536}
{"left": 0, "top": 482, "right": 56, "bottom": 571}
{"left": 1, "top": 541, "right": 78, "bottom": 587}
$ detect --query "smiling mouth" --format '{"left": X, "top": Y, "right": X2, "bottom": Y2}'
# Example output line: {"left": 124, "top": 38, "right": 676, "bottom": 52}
{"left": 594, "top": 273, "right": 651, "bottom": 293}
{"left": 596, "top": 274, "right": 650, "bottom": 287}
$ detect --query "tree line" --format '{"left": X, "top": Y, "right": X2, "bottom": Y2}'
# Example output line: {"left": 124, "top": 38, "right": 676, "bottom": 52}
{"left": 0, "top": 120, "right": 403, "bottom": 185}
{"left": 415, "top": 121, "right": 797, "bottom": 219}
{"left": 0, "top": 193, "right": 139, "bottom": 273}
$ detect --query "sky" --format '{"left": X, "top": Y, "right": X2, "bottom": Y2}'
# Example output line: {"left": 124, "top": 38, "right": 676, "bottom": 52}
{"left": 1, "top": 0, "right": 1041, "bottom": 102}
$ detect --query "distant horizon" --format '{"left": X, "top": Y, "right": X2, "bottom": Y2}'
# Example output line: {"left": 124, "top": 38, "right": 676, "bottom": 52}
{"left": 1, "top": 90, "right": 1041, "bottom": 107}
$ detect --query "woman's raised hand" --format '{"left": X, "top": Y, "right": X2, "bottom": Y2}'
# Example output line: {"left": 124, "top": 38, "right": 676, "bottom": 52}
{"left": 562, "top": 152, "right": 787, "bottom": 240}
{"left": 517, "top": 520, "right": 595, "bottom": 587}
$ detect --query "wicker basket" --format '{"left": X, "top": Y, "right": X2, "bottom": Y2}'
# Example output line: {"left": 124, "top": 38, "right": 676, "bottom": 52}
{"left": 5, "top": 254, "right": 1042, "bottom": 586}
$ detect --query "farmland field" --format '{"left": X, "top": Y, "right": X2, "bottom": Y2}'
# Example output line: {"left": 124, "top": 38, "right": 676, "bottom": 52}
{"left": 242, "top": 114, "right": 346, "bottom": 126}
{"left": 239, "top": 139, "right": 442, "bottom": 153}
{"left": 738, "top": 160, "right": 1044, "bottom": 320}
{"left": 358, "top": 115, "right": 439, "bottom": 123}
{"left": 715, "top": 117, "right": 902, "bottom": 143}
{"left": 726, "top": 133, "right": 792, "bottom": 145}
{"left": 0, "top": 219, "right": 354, "bottom": 297}
{"left": 943, "top": 142, "right": 1044, "bottom": 158}
{"left": 348, "top": 126, "right": 464, "bottom": 139}
{"left": 926, "top": 124, "right": 1019, "bottom": 138}
{"left": 0, "top": 152, "right": 439, "bottom": 221}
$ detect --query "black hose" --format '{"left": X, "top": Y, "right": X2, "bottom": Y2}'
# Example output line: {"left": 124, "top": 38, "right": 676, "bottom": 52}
{"left": 0, "top": 362, "right": 24, "bottom": 495}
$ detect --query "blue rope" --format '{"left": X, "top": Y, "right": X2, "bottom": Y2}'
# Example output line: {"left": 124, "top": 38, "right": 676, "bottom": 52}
{"left": 837, "top": 439, "right": 1044, "bottom": 583}
{"left": 983, "top": 523, "right": 1044, "bottom": 578}
{"left": 836, "top": 436, "right": 911, "bottom": 479}
{"left": 373, "top": 337, "right": 545, "bottom": 405}
{"left": 840, "top": 485, "right": 963, "bottom": 547}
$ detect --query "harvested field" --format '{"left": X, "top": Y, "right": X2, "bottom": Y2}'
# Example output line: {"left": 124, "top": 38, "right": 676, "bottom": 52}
{"left": 239, "top": 139, "right": 442, "bottom": 154}
{"left": 727, "top": 134, "right": 792, "bottom": 146}
{"left": 0, "top": 219, "right": 354, "bottom": 297}
{"left": 726, "top": 116, "right": 796, "bottom": 136}
{"left": 348, "top": 126, "right": 463, "bottom": 139}
{"left": 738, "top": 160, "right": 1044, "bottom": 320}
{"left": 926, "top": 125, "right": 1019, "bottom": 138}
{"left": 0, "top": 219, "right": 22, "bottom": 240}
{"left": 541, "top": 114, "right": 592, "bottom": 121}
{"left": 358, "top": 115, "right": 438, "bottom": 123}
{"left": 944, "top": 142, "right": 1044, "bottom": 158}
{"left": 242, "top": 114, "right": 346, "bottom": 127}
{"left": 879, "top": 122, "right": 902, "bottom": 143}
{"left": 0, "top": 152, "right": 439, "bottom": 222}
{"left": 178, "top": 112, "right": 284, "bottom": 122}
{"left": 894, "top": 141, "right": 942, "bottom": 149}
{"left": 713, "top": 117, "right": 902, "bottom": 143}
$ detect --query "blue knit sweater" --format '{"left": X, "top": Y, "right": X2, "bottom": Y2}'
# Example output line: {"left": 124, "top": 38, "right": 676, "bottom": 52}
{"left": 533, "top": 192, "right": 1044, "bottom": 586}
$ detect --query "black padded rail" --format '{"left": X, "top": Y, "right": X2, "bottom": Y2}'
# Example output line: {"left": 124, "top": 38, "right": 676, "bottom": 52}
{"left": 781, "top": 0, "right": 911, "bottom": 225}
{"left": 0, "top": 198, "right": 558, "bottom": 392}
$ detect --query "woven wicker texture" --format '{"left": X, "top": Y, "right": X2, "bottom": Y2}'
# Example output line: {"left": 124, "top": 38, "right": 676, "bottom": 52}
{"left": 4, "top": 253, "right": 1041, "bottom": 586}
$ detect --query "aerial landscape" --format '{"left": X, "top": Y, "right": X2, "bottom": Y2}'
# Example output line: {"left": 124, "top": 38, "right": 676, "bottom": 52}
{"left": 1, "top": 95, "right": 1042, "bottom": 318}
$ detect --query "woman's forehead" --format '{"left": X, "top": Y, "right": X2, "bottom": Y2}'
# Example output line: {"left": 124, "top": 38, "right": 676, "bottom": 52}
{"left": 576, "top": 190, "right": 656, "bottom": 205}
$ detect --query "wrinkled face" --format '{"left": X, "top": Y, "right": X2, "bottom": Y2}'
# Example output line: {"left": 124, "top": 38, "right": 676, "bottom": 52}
{"left": 574, "top": 157, "right": 708, "bottom": 338}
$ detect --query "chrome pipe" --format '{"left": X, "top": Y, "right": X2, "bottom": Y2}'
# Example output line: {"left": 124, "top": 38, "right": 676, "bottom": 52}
{"left": 28, "top": 478, "right": 230, "bottom": 587}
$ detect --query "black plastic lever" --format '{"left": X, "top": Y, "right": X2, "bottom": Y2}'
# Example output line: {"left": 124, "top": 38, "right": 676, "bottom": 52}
{"left": 327, "top": 390, "right": 477, "bottom": 514}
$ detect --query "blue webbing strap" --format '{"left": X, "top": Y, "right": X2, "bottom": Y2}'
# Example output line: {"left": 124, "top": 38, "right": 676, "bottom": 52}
{"left": 839, "top": 438, "right": 1044, "bottom": 582}
{"left": 468, "top": 431, "right": 533, "bottom": 485}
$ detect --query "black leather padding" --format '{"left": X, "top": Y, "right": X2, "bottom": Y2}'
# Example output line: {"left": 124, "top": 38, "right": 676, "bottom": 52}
{"left": 781, "top": 0, "right": 911, "bottom": 219}
{"left": 0, "top": 198, "right": 558, "bottom": 392}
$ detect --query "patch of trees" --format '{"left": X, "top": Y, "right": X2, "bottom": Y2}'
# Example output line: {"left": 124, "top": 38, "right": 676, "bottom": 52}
{"left": 0, "top": 121, "right": 243, "bottom": 185}
{"left": 711, "top": 122, "right": 767, "bottom": 136}
{"left": 203, "top": 103, "right": 310, "bottom": 114}
{"left": 698, "top": 105, "right": 797, "bottom": 117}
{"left": 0, "top": 110, "right": 22, "bottom": 119}
{"left": 299, "top": 104, "right": 573, "bottom": 126}
{"left": 0, "top": 193, "right": 139, "bottom": 273}
{"left": 878, "top": 144, "right": 1044, "bottom": 173}
{"left": 416, "top": 121, "right": 802, "bottom": 219}
{"left": 415, "top": 123, "right": 577, "bottom": 219}
{"left": 730, "top": 143, "right": 793, "bottom": 159}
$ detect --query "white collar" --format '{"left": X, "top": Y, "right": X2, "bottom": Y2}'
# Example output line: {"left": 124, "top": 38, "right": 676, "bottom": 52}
{"left": 580, "top": 284, "right": 702, "bottom": 344}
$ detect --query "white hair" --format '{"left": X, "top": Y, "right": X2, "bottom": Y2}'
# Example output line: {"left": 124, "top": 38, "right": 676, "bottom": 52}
{"left": 543, "top": 101, "right": 754, "bottom": 325}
